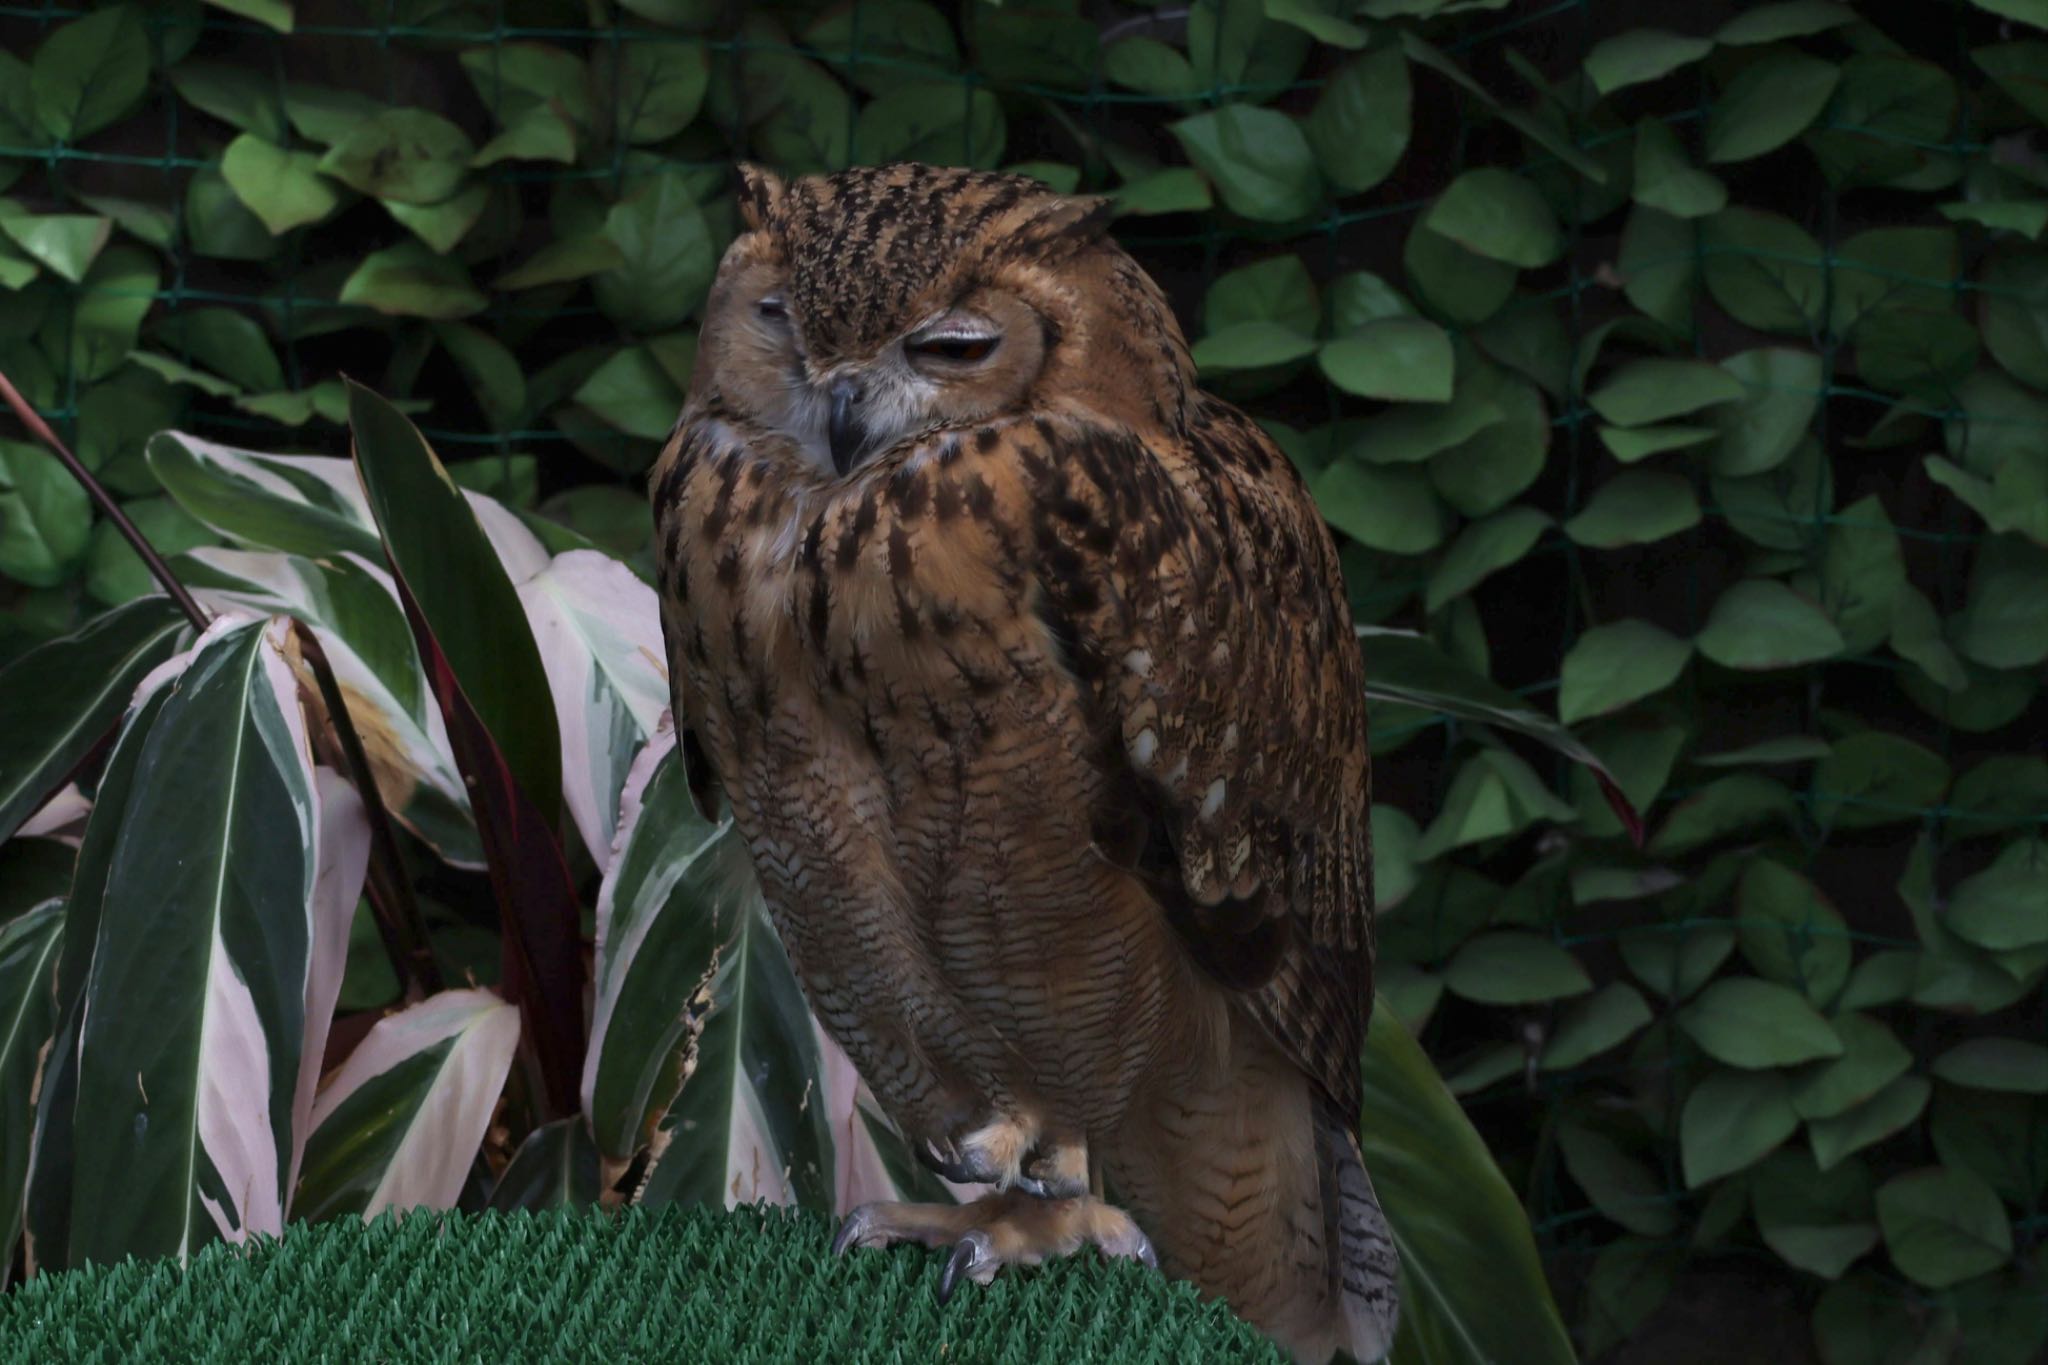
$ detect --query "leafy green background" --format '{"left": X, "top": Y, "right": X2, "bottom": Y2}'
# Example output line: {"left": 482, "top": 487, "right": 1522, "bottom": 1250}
{"left": 1, "top": 0, "right": 2045, "bottom": 1359}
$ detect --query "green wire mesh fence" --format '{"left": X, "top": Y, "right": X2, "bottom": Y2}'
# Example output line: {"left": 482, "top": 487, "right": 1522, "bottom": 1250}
{"left": 1, "top": 1, "right": 2044, "bottom": 1359}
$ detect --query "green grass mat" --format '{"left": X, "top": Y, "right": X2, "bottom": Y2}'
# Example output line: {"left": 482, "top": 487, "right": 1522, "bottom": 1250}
{"left": 0, "top": 1204, "right": 1283, "bottom": 1362}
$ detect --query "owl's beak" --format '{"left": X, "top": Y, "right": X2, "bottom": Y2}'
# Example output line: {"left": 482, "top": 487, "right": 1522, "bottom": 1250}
{"left": 827, "top": 376, "right": 866, "bottom": 475}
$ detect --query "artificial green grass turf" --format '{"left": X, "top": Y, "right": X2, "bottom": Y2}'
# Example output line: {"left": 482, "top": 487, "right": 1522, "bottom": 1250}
{"left": 0, "top": 1204, "right": 1284, "bottom": 1362}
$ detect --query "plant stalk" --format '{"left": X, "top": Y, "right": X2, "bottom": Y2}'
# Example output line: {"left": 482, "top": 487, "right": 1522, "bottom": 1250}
{"left": 1, "top": 365, "right": 441, "bottom": 1002}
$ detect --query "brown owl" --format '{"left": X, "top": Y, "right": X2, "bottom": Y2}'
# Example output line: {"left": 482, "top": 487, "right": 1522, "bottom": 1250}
{"left": 651, "top": 162, "right": 1397, "bottom": 1363}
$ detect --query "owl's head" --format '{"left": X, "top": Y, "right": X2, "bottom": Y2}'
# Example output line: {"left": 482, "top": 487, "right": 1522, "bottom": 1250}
{"left": 692, "top": 161, "right": 1181, "bottom": 476}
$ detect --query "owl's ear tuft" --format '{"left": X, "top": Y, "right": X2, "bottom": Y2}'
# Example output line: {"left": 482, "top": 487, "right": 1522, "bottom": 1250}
{"left": 735, "top": 163, "right": 786, "bottom": 232}
{"left": 995, "top": 194, "right": 1115, "bottom": 263}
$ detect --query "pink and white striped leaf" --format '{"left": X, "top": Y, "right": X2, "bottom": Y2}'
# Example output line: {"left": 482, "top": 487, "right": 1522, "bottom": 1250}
{"left": 294, "top": 987, "right": 520, "bottom": 1221}
{"left": 65, "top": 615, "right": 369, "bottom": 1265}
{"left": 178, "top": 546, "right": 481, "bottom": 867}
{"left": 587, "top": 730, "right": 834, "bottom": 1211}
{"left": 519, "top": 549, "right": 667, "bottom": 870}
{"left": 147, "top": 434, "right": 384, "bottom": 560}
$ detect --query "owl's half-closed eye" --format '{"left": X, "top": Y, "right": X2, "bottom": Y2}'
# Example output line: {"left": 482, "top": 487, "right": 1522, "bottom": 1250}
{"left": 701, "top": 163, "right": 1115, "bottom": 477}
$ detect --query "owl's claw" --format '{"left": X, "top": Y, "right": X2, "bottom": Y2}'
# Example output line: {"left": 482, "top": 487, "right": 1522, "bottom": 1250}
{"left": 917, "top": 1126, "right": 1083, "bottom": 1199}
{"left": 833, "top": 1191, "right": 1159, "bottom": 1304}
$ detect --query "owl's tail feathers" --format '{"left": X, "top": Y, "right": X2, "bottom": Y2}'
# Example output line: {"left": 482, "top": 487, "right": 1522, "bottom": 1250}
{"left": 1315, "top": 1107, "right": 1400, "bottom": 1364}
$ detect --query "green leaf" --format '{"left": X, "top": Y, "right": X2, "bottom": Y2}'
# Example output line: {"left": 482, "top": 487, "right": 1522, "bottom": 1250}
{"left": 609, "top": 39, "right": 707, "bottom": 145}
{"left": 1305, "top": 45, "right": 1410, "bottom": 194}
{"left": 1563, "top": 471, "right": 1701, "bottom": 549}
{"left": 1444, "top": 931, "right": 1591, "bottom": 1005}
{"left": 1711, "top": 348, "right": 1821, "bottom": 476}
{"left": 1794, "top": 1014, "right": 1913, "bottom": 1120}
{"left": 339, "top": 241, "right": 486, "bottom": 320}
{"left": 573, "top": 348, "right": 686, "bottom": 441}
{"left": 1103, "top": 37, "right": 1197, "bottom": 98}
{"left": 1818, "top": 495, "right": 1906, "bottom": 656}
{"left": 0, "top": 901, "right": 62, "bottom": 1264}
{"left": 1422, "top": 169, "right": 1562, "bottom": 269}
{"left": 65, "top": 244, "right": 158, "bottom": 385}
{"left": 31, "top": 4, "right": 149, "bottom": 143}
{"left": 1620, "top": 921, "right": 1734, "bottom": 1001}
{"left": 1701, "top": 208, "right": 1827, "bottom": 334}
{"left": 1736, "top": 858, "right": 1850, "bottom": 1005}
{"left": 854, "top": 84, "right": 1004, "bottom": 169}
{"left": 1404, "top": 221, "right": 1516, "bottom": 326}
{"left": 1416, "top": 748, "right": 1578, "bottom": 861}
{"left": 385, "top": 182, "right": 488, "bottom": 256}
{"left": 434, "top": 323, "right": 527, "bottom": 433}
{"left": 1953, "top": 535, "right": 2048, "bottom": 670}
{"left": 1718, "top": 1, "right": 1857, "bottom": 43}
{"left": 0, "top": 210, "right": 109, "bottom": 285}
{"left": 1195, "top": 323, "right": 1319, "bottom": 374}
{"left": 1170, "top": 105, "right": 1320, "bottom": 223}
{"left": 1875, "top": 1167, "right": 2012, "bottom": 1289}
{"left": 1424, "top": 506, "right": 1549, "bottom": 612}
{"left": 494, "top": 232, "right": 624, "bottom": 291}
{"left": 1982, "top": 247, "right": 2048, "bottom": 391}
{"left": 1589, "top": 358, "right": 1745, "bottom": 426}
{"left": 1812, "top": 732, "right": 1948, "bottom": 831}
{"left": 1598, "top": 423, "right": 1717, "bottom": 464}
{"left": 1558, "top": 1123, "right": 1675, "bottom": 1236}
{"left": 1696, "top": 579, "right": 1845, "bottom": 670}
{"left": 1949, "top": 758, "right": 2048, "bottom": 837}
{"left": 1318, "top": 320, "right": 1454, "bottom": 402}
{"left": 0, "top": 436, "right": 92, "bottom": 590}
{"left": 151, "top": 308, "right": 284, "bottom": 393}
{"left": 473, "top": 107, "right": 575, "bottom": 168}
{"left": 84, "top": 498, "right": 213, "bottom": 606}
{"left": 1677, "top": 977, "right": 1843, "bottom": 1068}
{"left": 167, "top": 60, "right": 288, "bottom": 143}
{"left": 219, "top": 134, "right": 339, "bottom": 235}
{"left": 1427, "top": 359, "right": 1549, "bottom": 517}
{"left": 1682, "top": 1068, "right": 1798, "bottom": 1186}
{"left": 1751, "top": 1150, "right": 1877, "bottom": 1280}
{"left": 1585, "top": 29, "right": 1714, "bottom": 95}
{"left": 1206, "top": 255, "right": 1319, "bottom": 335}
{"left": 1558, "top": 620, "right": 1691, "bottom": 724}
{"left": 595, "top": 172, "right": 715, "bottom": 333}
{"left": 1933, "top": 1039, "right": 2048, "bottom": 1094}
{"left": 1948, "top": 838, "right": 2048, "bottom": 951}
{"left": 1706, "top": 52, "right": 1840, "bottom": 163}
{"left": 1931, "top": 1089, "right": 2048, "bottom": 1207}
{"left": 1633, "top": 120, "right": 1727, "bottom": 218}
{"left": 1363, "top": 1002, "right": 1577, "bottom": 1365}
{"left": 1975, "top": 40, "right": 2048, "bottom": 127}
{"left": 69, "top": 617, "right": 367, "bottom": 1264}
{"left": 316, "top": 108, "right": 474, "bottom": 205}
{"left": 1541, "top": 984, "right": 1654, "bottom": 1072}
{"left": 204, "top": 0, "right": 293, "bottom": 32}
{"left": 0, "top": 597, "right": 186, "bottom": 844}
{"left": 1810, "top": 1076, "right": 1932, "bottom": 1172}
{"left": 1970, "top": 0, "right": 2048, "bottom": 33}
{"left": 487, "top": 1117, "right": 600, "bottom": 1213}
{"left": 147, "top": 435, "right": 382, "bottom": 559}
{"left": 1313, "top": 462, "right": 1446, "bottom": 554}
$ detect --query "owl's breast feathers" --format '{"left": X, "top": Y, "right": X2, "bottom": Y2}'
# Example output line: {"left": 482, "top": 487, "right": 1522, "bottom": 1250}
{"left": 653, "top": 396, "right": 1373, "bottom": 1118}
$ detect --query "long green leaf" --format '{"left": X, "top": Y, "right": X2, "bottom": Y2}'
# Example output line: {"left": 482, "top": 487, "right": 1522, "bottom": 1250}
{"left": 1364, "top": 999, "right": 1578, "bottom": 1365}
{"left": 0, "top": 597, "right": 186, "bottom": 843}
{"left": 295, "top": 987, "right": 519, "bottom": 1222}
{"left": 67, "top": 616, "right": 366, "bottom": 1265}
{"left": 1361, "top": 627, "right": 1643, "bottom": 842}
{"left": 0, "top": 901, "right": 62, "bottom": 1268}
{"left": 147, "top": 432, "right": 385, "bottom": 560}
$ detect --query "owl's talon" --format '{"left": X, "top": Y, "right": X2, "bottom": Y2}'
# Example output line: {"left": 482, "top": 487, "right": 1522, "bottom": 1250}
{"left": 830, "top": 1206, "right": 875, "bottom": 1257}
{"left": 938, "top": 1229, "right": 996, "bottom": 1303}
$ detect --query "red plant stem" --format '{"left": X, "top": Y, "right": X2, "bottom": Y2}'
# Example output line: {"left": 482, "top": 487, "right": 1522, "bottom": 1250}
{"left": 1, "top": 365, "right": 441, "bottom": 1002}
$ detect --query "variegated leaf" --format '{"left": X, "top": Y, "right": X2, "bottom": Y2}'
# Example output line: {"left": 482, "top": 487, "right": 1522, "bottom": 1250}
{"left": 67, "top": 615, "right": 368, "bottom": 1265}
{"left": 590, "top": 731, "right": 834, "bottom": 1211}
{"left": 519, "top": 550, "right": 667, "bottom": 869}
{"left": 147, "top": 433, "right": 383, "bottom": 560}
{"left": 0, "top": 900, "right": 62, "bottom": 1267}
{"left": 488, "top": 1116, "right": 602, "bottom": 1212}
{"left": 0, "top": 597, "right": 188, "bottom": 845}
{"left": 23, "top": 633, "right": 189, "bottom": 1274}
{"left": 295, "top": 988, "right": 520, "bottom": 1221}
{"left": 179, "top": 546, "right": 481, "bottom": 867}
{"left": 818, "top": 1022, "right": 958, "bottom": 1211}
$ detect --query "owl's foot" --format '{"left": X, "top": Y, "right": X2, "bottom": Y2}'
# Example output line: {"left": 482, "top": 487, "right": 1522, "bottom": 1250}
{"left": 919, "top": 1115, "right": 1089, "bottom": 1198}
{"left": 831, "top": 1189, "right": 1157, "bottom": 1303}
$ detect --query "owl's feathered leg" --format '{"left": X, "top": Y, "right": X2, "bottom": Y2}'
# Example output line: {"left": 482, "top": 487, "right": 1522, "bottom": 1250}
{"left": 831, "top": 1189, "right": 1156, "bottom": 1303}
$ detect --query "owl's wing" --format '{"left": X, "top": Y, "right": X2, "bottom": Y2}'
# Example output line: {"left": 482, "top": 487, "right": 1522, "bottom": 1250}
{"left": 1021, "top": 402, "right": 1373, "bottom": 1117}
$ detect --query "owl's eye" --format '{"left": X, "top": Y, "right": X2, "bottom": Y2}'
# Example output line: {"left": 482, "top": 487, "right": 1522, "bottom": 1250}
{"left": 757, "top": 295, "right": 788, "bottom": 322}
{"left": 907, "top": 333, "right": 1000, "bottom": 364}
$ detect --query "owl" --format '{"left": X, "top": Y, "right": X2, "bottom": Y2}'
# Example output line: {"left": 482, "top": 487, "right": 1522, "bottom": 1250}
{"left": 651, "top": 162, "right": 1397, "bottom": 1363}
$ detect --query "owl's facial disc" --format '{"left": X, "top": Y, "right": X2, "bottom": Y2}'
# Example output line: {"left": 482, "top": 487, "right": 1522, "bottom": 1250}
{"left": 814, "top": 295, "right": 1047, "bottom": 476}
